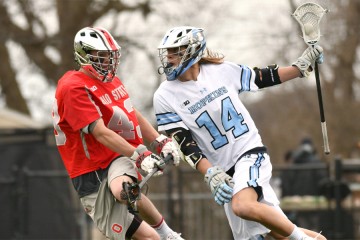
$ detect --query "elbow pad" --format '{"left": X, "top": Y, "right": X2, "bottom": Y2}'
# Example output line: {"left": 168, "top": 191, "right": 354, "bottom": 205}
{"left": 254, "top": 64, "right": 281, "bottom": 89}
{"left": 170, "top": 128, "right": 205, "bottom": 169}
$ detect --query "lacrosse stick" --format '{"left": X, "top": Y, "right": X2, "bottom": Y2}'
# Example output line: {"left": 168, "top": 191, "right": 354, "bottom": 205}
{"left": 121, "top": 154, "right": 173, "bottom": 213}
{"left": 292, "top": 2, "right": 330, "bottom": 155}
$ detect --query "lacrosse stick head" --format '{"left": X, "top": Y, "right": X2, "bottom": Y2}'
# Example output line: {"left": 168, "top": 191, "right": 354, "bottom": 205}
{"left": 120, "top": 181, "right": 141, "bottom": 213}
{"left": 292, "top": 2, "right": 328, "bottom": 45}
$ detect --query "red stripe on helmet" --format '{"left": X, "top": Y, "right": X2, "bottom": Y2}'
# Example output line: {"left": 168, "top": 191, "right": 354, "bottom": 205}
{"left": 94, "top": 27, "right": 118, "bottom": 50}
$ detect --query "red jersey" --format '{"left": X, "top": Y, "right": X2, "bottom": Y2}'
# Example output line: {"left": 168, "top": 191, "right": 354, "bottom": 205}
{"left": 52, "top": 71, "right": 143, "bottom": 178}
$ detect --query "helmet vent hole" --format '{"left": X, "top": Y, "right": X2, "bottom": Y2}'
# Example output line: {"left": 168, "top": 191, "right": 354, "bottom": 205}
{"left": 90, "top": 33, "right": 98, "bottom": 38}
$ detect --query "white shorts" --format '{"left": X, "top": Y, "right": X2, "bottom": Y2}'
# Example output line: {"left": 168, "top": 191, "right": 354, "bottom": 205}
{"left": 80, "top": 157, "right": 141, "bottom": 240}
{"left": 225, "top": 152, "right": 285, "bottom": 239}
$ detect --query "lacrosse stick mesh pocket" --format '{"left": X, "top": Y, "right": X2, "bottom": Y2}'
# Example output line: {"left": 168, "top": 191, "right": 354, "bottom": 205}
{"left": 292, "top": 3, "right": 328, "bottom": 45}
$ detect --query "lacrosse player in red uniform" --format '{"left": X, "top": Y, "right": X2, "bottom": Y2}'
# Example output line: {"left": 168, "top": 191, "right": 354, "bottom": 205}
{"left": 52, "top": 26, "right": 184, "bottom": 240}
{"left": 153, "top": 26, "right": 326, "bottom": 240}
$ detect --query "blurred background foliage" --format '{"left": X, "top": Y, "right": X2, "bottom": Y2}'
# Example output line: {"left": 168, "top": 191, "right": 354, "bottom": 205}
{"left": 0, "top": 0, "right": 359, "bottom": 163}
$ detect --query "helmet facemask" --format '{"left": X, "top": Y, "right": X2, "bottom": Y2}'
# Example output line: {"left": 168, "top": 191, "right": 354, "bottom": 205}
{"left": 88, "top": 50, "right": 120, "bottom": 81}
{"left": 159, "top": 47, "right": 189, "bottom": 79}
{"left": 158, "top": 27, "right": 206, "bottom": 81}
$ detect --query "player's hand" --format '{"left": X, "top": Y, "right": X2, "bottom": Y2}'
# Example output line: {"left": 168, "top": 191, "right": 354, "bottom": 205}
{"left": 131, "top": 144, "right": 163, "bottom": 176}
{"left": 152, "top": 134, "right": 181, "bottom": 166}
{"left": 204, "top": 166, "right": 234, "bottom": 205}
{"left": 292, "top": 45, "right": 323, "bottom": 77}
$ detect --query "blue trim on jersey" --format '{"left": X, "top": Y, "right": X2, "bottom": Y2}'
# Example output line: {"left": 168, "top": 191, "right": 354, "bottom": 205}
{"left": 247, "top": 153, "right": 265, "bottom": 188}
{"left": 156, "top": 112, "right": 182, "bottom": 126}
{"left": 238, "top": 65, "right": 252, "bottom": 93}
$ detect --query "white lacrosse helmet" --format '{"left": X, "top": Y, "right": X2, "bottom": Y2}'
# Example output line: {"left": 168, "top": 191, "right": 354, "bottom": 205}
{"left": 74, "top": 27, "right": 121, "bottom": 82}
{"left": 158, "top": 26, "right": 206, "bottom": 81}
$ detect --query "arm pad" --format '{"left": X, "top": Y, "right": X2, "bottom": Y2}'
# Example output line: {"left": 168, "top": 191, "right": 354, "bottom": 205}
{"left": 254, "top": 64, "right": 281, "bottom": 89}
{"left": 166, "top": 128, "right": 205, "bottom": 169}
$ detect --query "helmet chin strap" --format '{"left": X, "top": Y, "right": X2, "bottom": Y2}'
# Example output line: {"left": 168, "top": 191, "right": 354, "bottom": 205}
{"left": 101, "top": 69, "right": 117, "bottom": 82}
{"left": 163, "top": 63, "right": 174, "bottom": 75}
{"left": 81, "top": 65, "right": 112, "bottom": 82}
{"left": 100, "top": 68, "right": 110, "bottom": 82}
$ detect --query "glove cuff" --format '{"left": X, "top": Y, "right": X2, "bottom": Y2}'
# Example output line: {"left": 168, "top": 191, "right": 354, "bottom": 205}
{"left": 204, "top": 166, "right": 223, "bottom": 184}
{"left": 151, "top": 134, "right": 171, "bottom": 154}
{"left": 292, "top": 61, "right": 312, "bottom": 78}
{"left": 130, "top": 144, "right": 148, "bottom": 161}
{"left": 155, "top": 134, "right": 168, "bottom": 142}
{"left": 206, "top": 166, "right": 222, "bottom": 174}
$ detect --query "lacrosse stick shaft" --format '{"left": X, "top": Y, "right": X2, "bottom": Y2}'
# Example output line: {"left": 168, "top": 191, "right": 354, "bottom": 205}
{"left": 314, "top": 62, "right": 330, "bottom": 154}
{"left": 139, "top": 154, "right": 173, "bottom": 188}
{"left": 292, "top": 2, "right": 330, "bottom": 154}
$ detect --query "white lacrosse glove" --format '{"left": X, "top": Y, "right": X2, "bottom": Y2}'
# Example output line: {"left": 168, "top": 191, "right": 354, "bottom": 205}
{"left": 204, "top": 166, "right": 234, "bottom": 206}
{"left": 292, "top": 45, "right": 324, "bottom": 77}
{"left": 151, "top": 134, "right": 182, "bottom": 166}
{"left": 130, "top": 144, "right": 164, "bottom": 176}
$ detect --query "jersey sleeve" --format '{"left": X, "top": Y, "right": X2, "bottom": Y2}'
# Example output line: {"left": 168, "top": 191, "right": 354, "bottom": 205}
{"left": 62, "top": 85, "right": 101, "bottom": 131}
{"left": 239, "top": 64, "right": 259, "bottom": 92}
{"left": 153, "top": 87, "right": 188, "bottom": 132}
{"left": 224, "top": 62, "right": 259, "bottom": 93}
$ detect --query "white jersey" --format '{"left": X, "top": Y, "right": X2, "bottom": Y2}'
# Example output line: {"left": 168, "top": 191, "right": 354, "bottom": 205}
{"left": 154, "top": 61, "right": 264, "bottom": 172}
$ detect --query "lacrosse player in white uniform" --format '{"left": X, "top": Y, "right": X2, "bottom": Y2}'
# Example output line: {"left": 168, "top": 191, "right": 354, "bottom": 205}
{"left": 153, "top": 26, "right": 326, "bottom": 240}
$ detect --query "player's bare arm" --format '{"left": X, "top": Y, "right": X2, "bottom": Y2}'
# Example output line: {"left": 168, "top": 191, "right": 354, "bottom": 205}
{"left": 168, "top": 127, "right": 233, "bottom": 205}
{"left": 278, "top": 66, "right": 302, "bottom": 82}
{"left": 194, "top": 158, "right": 212, "bottom": 175}
{"left": 254, "top": 45, "right": 323, "bottom": 85}
{"left": 135, "top": 108, "right": 160, "bottom": 142}
{"left": 90, "top": 118, "right": 136, "bottom": 157}
{"left": 134, "top": 108, "right": 182, "bottom": 166}
{"left": 281, "top": 45, "right": 323, "bottom": 82}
